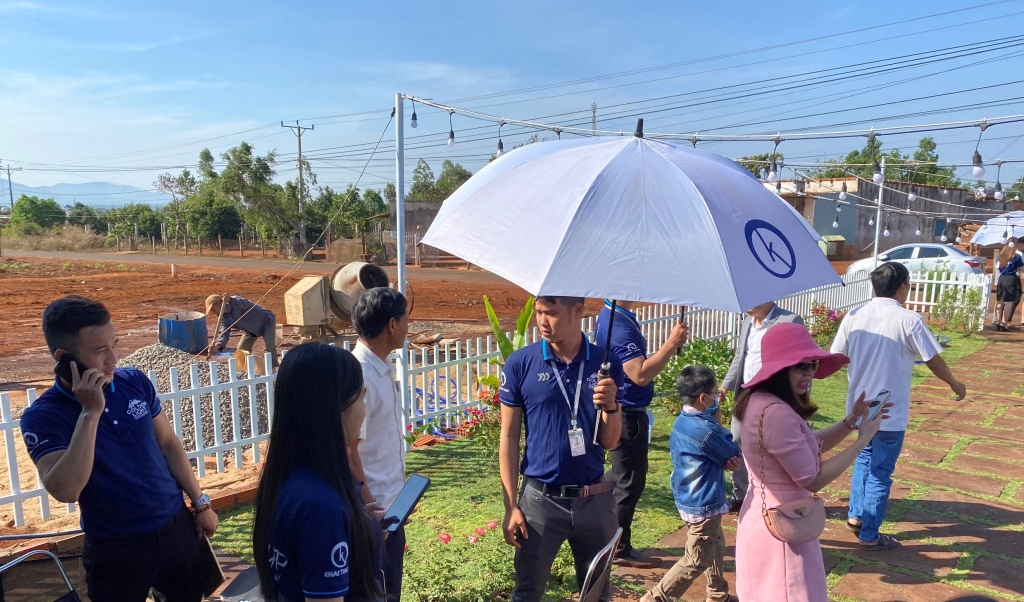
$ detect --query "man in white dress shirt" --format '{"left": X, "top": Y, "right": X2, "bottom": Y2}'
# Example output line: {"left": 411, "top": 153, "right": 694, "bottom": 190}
{"left": 350, "top": 287, "right": 410, "bottom": 600}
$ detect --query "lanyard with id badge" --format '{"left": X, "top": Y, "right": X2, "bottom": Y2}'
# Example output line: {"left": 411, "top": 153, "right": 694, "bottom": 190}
{"left": 549, "top": 360, "right": 588, "bottom": 458}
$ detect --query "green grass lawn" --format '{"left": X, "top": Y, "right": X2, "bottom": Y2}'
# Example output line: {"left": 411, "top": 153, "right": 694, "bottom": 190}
{"left": 209, "top": 329, "right": 987, "bottom": 602}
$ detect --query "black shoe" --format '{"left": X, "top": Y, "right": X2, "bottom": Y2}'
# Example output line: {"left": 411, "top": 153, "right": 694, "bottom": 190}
{"left": 612, "top": 549, "right": 660, "bottom": 569}
{"left": 729, "top": 497, "right": 743, "bottom": 513}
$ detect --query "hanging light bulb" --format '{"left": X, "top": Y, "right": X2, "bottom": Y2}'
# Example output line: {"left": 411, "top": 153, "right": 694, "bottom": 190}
{"left": 916, "top": 228, "right": 922, "bottom": 236}
{"left": 767, "top": 160, "right": 778, "bottom": 183}
{"left": 869, "top": 217, "right": 875, "bottom": 226}
{"left": 976, "top": 187, "right": 986, "bottom": 200}
{"left": 941, "top": 234, "right": 948, "bottom": 242}
{"left": 410, "top": 102, "right": 418, "bottom": 128}
{"left": 1011, "top": 239, "right": 1017, "bottom": 248}
{"left": 884, "top": 228, "right": 890, "bottom": 237}
{"left": 872, "top": 160, "right": 883, "bottom": 184}
{"left": 995, "top": 181, "right": 1004, "bottom": 200}
{"left": 832, "top": 219, "right": 839, "bottom": 229}
{"left": 496, "top": 138, "right": 504, "bottom": 157}
{"left": 837, "top": 205, "right": 842, "bottom": 213}
{"left": 972, "top": 150, "right": 986, "bottom": 179}
{"left": 942, "top": 188, "right": 949, "bottom": 195}
{"left": 447, "top": 110, "right": 456, "bottom": 147}
{"left": 839, "top": 182, "right": 847, "bottom": 201}
{"left": 908, "top": 190, "right": 917, "bottom": 202}
{"left": 1003, "top": 229, "right": 1009, "bottom": 242}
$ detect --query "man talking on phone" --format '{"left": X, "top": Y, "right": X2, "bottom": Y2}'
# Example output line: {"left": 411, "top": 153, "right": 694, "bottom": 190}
{"left": 21, "top": 296, "right": 218, "bottom": 601}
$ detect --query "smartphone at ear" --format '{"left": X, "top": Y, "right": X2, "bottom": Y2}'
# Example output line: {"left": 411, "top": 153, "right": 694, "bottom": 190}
{"left": 54, "top": 353, "right": 81, "bottom": 384}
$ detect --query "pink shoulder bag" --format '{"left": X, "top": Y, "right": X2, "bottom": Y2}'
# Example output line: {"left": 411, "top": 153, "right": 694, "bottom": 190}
{"left": 757, "top": 403, "right": 826, "bottom": 543}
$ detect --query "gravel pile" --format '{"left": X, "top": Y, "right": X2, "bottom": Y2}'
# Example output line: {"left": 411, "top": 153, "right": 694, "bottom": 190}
{"left": 117, "top": 344, "right": 270, "bottom": 455}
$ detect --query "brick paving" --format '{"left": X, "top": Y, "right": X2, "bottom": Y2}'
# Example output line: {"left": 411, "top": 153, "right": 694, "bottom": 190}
{"left": 612, "top": 329, "right": 1024, "bottom": 602}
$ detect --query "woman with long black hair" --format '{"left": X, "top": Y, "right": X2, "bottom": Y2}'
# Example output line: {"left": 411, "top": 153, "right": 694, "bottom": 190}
{"left": 253, "top": 342, "right": 382, "bottom": 602}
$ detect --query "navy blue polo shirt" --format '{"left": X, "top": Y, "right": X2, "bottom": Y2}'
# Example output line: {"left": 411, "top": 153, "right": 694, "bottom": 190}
{"left": 20, "top": 368, "right": 183, "bottom": 538}
{"left": 594, "top": 301, "right": 654, "bottom": 409}
{"left": 499, "top": 334, "right": 625, "bottom": 487}
{"left": 269, "top": 468, "right": 380, "bottom": 601}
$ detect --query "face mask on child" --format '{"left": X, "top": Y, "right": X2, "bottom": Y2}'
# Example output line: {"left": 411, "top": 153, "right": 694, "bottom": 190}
{"left": 703, "top": 392, "right": 719, "bottom": 415}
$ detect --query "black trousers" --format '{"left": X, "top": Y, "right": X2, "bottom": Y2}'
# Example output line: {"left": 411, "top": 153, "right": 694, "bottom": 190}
{"left": 512, "top": 484, "right": 617, "bottom": 602}
{"left": 83, "top": 505, "right": 204, "bottom": 602}
{"left": 605, "top": 409, "right": 649, "bottom": 556}
{"left": 383, "top": 524, "right": 406, "bottom": 601}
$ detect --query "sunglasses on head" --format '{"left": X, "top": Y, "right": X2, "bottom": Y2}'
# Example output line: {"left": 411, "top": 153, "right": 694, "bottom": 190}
{"left": 792, "top": 360, "right": 820, "bottom": 373}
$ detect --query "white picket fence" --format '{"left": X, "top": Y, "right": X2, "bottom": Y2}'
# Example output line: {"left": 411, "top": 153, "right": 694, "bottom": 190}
{"left": 0, "top": 270, "right": 990, "bottom": 526}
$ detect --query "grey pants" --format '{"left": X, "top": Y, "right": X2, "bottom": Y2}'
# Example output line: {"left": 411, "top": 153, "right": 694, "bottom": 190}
{"left": 513, "top": 484, "right": 617, "bottom": 602}
{"left": 238, "top": 316, "right": 278, "bottom": 367}
{"left": 730, "top": 417, "right": 748, "bottom": 501}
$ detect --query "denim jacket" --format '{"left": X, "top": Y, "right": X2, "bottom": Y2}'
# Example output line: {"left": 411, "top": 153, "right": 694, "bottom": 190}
{"left": 669, "top": 409, "right": 741, "bottom": 516}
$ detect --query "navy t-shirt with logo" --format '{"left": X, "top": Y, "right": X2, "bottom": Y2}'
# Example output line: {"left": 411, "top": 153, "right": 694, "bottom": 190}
{"left": 269, "top": 468, "right": 378, "bottom": 600}
{"left": 499, "top": 334, "right": 625, "bottom": 487}
{"left": 20, "top": 368, "right": 184, "bottom": 538}
{"left": 594, "top": 302, "right": 654, "bottom": 409}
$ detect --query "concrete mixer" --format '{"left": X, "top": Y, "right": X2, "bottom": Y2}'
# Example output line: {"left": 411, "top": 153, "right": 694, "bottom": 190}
{"left": 281, "top": 262, "right": 413, "bottom": 345}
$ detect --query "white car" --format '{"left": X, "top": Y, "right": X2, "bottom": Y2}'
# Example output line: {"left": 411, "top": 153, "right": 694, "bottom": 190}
{"left": 846, "top": 244, "right": 985, "bottom": 277}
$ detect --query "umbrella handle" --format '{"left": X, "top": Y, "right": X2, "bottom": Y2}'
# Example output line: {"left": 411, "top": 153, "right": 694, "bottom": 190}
{"left": 594, "top": 362, "right": 611, "bottom": 445}
{"left": 594, "top": 300, "right": 618, "bottom": 445}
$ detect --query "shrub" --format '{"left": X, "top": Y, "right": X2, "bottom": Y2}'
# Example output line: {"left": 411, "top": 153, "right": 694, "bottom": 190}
{"left": 4, "top": 225, "right": 106, "bottom": 251}
{"left": 653, "top": 337, "right": 735, "bottom": 422}
{"left": 934, "top": 286, "right": 983, "bottom": 334}
{"left": 808, "top": 302, "right": 846, "bottom": 349}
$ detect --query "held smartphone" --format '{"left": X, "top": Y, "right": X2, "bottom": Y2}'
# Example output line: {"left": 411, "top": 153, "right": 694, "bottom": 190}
{"left": 858, "top": 390, "right": 891, "bottom": 427}
{"left": 54, "top": 353, "right": 82, "bottom": 384}
{"left": 381, "top": 474, "right": 431, "bottom": 534}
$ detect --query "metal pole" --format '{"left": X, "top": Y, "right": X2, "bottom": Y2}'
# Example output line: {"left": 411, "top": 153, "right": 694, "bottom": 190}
{"left": 396, "top": 93, "right": 407, "bottom": 295}
{"left": 395, "top": 92, "right": 410, "bottom": 452}
{"left": 872, "top": 156, "right": 886, "bottom": 269}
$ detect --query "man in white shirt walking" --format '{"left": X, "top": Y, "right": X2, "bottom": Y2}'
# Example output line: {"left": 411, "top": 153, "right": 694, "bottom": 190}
{"left": 720, "top": 300, "right": 803, "bottom": 509}
{"left": 350, "top": 287, "right": 410, "bottom": 600}
{"left": 831, "top": 262, "right": 966, "bottom": 551}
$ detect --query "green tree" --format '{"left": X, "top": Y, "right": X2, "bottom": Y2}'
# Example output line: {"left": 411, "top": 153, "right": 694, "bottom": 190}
{"left": 10, "top": 195, "right": 64, "bottom": 229}
{"left": 737, "top": 152, "right": 784, "bottom": 180}
{"left": 198, "top": 149, "right": 218, "bottom": 181}
{"left": 218, "top": 143, "right": 301, "bottom": 237}
{"left": 67, "top": 202, "right": 104, "bottom": 231}
{"left": 435, "top": 160, "right": 473, "bottom": 197}
{"left": 1008, "top": 175, "right": 1024, "bottom": 201}
{"left": 184, "top": 187, "right": 242, "bottom": 239}
{"left": 807, "top": 137, "right": 961, "bottom": 188}
{"left": 408, "top": 159, "right": 438, "bottom": 200}
{"left": 107, "top": 203, "right": 161, "bottom": 238}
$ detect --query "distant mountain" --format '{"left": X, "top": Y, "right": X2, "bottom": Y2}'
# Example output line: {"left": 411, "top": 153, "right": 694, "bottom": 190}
{"left": 0, "top": 181, "right": 173, "bottom": 208}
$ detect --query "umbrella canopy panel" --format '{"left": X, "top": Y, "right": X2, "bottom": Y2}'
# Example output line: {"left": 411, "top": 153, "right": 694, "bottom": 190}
{"left": 971, "top": 212, "right": 1024, "bottom": 246}
{"left": 422, "top": 136, "right": 840, "bottom": 313}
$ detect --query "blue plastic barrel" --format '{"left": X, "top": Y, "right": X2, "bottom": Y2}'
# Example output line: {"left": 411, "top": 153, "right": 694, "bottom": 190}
{"left": 159, "top": 311, "right": 209, "bottom": 354}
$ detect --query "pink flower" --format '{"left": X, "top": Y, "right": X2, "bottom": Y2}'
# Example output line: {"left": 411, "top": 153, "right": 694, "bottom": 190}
{"left": 439, "top": 533, "right": 452, "bottom": 544}
{"left": 475, "top": 527, "right": 486, "bottom": 536}
{"left": 404, "top": 544, "right": 409, "bottom": 552}
{"left": 487, "top": 520, "right": 498, "bottom": 530}
{"left": 468, "top": 536, "right": 479, "bottom": 545}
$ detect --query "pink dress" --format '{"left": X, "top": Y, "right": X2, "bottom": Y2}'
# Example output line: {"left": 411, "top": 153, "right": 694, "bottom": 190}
{"left": 735, "top": 391, "right": 827, "bottom": 602}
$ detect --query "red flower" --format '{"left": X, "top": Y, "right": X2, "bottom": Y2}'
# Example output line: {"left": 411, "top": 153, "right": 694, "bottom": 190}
{"left": 404, "top": 544, "right": 409, "bottom": 552}
{"left": 439, "top": 533, "right": 452, "bottom": 544}
{"left": 407, "top": 424, "right": 413, "bottom": 432}
{"left": 468, "top": 536, "right": 479, "bottom": 545}
{"left": 475, "top": 527, "right": 486, "bottom": 536}
{"left": 487, "top": 520, "right": 498, "bottom": 530}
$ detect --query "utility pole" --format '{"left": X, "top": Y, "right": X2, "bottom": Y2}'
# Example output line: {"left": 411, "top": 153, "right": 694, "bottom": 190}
{"left": 281, "top": 121, "right": 314, "bottom": 246}
{"left": 591, "top": 103, "right": 597, "bottom": 132}
{"left": 1, "top": 163, "right": 22, "bottom": 209}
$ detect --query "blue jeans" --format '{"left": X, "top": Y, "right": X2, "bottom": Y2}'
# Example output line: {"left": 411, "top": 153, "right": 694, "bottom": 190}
{"left": 848, "top": 430, "right": 905, "bottom": 543}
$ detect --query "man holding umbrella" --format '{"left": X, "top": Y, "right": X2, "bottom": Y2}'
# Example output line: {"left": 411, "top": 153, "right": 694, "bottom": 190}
{"left": 595, "top": 300, "right": 688, "bottom": 568}
{"left": 499, "top": 296, "right": 624, "bottom": 602}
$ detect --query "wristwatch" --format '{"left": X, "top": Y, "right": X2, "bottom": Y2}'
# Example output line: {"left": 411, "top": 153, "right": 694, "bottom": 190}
{"left": 190, "top": 493, "right": 212, "bottom": 515}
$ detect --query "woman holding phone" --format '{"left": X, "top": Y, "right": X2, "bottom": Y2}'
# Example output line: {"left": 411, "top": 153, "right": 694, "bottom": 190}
{"left": 252, "top": 342, "right": 383, "bottom": 602}
{"left": 732, "top": 323, "right": 890, "bottom": 602}
{"left": 994, "top": 237, "right": 1023, "bottom": 331}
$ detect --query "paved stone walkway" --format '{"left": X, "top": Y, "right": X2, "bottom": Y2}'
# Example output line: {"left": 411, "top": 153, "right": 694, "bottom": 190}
{"left": 613, "top": 330, "right": 1024, "bottom": 602}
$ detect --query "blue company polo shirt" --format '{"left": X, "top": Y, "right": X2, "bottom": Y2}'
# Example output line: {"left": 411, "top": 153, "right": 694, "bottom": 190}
{"left": 20, "top": 368, "right": 183, "bottom": 539}
{"left": 269, "top": 468, "right": 381, "bottom": 601}
{"left": 594, "top": 301, "right": 654, "bottom": 409}
{"left": 499, "top": 335, "right": 625, "bottom": 487}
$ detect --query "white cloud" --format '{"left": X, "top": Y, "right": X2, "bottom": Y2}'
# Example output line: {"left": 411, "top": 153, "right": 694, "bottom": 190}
{"left": 354, "top": 60, "right": 516, "bottom": 92}
{"left": 0, "top": 1, "right": 106, "bottom": 17}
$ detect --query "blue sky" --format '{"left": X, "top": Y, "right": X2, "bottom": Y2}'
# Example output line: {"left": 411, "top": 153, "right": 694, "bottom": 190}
{"left": 1, "top": 0, "right": 1023, "bottom": 200}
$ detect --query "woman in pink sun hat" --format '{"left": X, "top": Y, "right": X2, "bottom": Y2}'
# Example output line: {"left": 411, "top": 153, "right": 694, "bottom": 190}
{"left": 732, "top": 322, "right": 889, "bottom": 602}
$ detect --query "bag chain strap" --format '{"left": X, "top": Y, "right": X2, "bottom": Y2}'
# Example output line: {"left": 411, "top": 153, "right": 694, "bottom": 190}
{"left": 758, "top": 403, "right": 774, "bottom": 517}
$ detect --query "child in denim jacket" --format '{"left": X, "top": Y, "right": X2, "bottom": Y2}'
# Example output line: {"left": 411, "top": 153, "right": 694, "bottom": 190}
{"left": 642, "top": 365, "right": 741, "bottom": 602}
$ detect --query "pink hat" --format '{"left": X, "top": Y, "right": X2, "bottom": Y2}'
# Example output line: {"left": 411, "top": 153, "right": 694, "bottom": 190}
{"left": 742, "top": 322, "right": 849, "bottom": 389}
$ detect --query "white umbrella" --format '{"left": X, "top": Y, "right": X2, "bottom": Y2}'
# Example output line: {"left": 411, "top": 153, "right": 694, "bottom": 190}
{"left": 971, "top": 212, "right": 1024, "bottom": 246}
{"left": 422, "top": 126, "right": 841, "bottom": 314}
